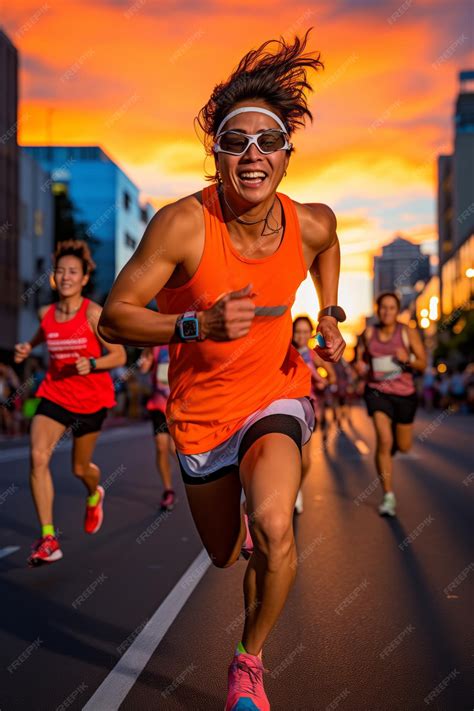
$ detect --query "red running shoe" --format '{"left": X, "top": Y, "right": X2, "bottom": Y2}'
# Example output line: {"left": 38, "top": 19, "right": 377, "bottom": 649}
{"left": 84, "top": 485, "right": 105, "bottom": 534}
{"left": 28, "top": 535, "right": 63, "bottom": 567}
{"left": 225, "top": 652, "right": 270, "bottom": 711}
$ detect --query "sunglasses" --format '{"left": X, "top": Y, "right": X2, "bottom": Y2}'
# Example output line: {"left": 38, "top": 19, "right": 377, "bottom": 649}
{"left": 213, "top": 129, "right": 293, "bottom": 156}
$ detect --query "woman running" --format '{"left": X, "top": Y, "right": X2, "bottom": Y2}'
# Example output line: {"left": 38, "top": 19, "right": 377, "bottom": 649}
{"left": 99, "top": 30, "right": 345, "bottom": 710}
{"left": 14, "top": 240, "right": 126, "bottom": 566}
{"left": 292, "top": 315, "right": 336, "bottom": 513}
{"left": 140, "top": 345, "right": 177, "bottom": 510}
{"left": 356, "top": 292, "right": 426, "bottom": 517}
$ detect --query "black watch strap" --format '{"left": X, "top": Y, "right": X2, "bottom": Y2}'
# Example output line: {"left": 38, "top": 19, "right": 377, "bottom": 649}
{"left": 318, "top": 305, "right": 346, "bottom": 323}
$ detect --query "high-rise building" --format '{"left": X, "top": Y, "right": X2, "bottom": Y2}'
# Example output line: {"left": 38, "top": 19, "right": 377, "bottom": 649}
{"left": 22, "top": 145, "right": 155, "bottom": 302}
{"left": 373, "top": 236, "right": 430, "bottom": 309}
{"left": 437, "top": 70, "right": 474, "bottom": 316}
{"left": 18, "top": 150, "right": 54, "bottom": 345}
{"left": 0, "top": 29, "right": 20, "bottom": 353}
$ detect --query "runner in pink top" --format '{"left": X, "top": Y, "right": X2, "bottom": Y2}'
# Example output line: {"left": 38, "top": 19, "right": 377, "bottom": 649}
{"left": 356, "top": 292, "right": 426, "bottom": 516}
{"left": 140, "top": 345, "right": 177, "bottom": 511}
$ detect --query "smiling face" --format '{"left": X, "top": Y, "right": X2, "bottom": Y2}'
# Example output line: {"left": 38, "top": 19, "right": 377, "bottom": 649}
{"left": 377, "top": 295, "right": 400, "bottom": 326}
{"left": 54, "top": 255, "right": 89, "bottom": 298}
{"left": 214, "top": 101, "right": 291, "bottom": 204}
{"left": 293, "top": 319, "right": 312, "bottom": 348}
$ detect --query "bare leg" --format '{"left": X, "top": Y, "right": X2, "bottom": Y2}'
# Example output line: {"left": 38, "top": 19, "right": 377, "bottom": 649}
{"left": 184, "top": 468, "right": 245, "bottom": 568}
{"left": 395, "top": 423, "right": 413, "bottom": 453}
{"left": 372, "top": 411, "right": 393, "bottom": 493}
{"left": 154, "top": 433, "right": 173, "bottom": 490}
{"left": 72, "top": 431, "right": 101, "bottom": 495}
{"left": 29, "top": 415, "right": 67, "bottom": 528}
{"left": 239, "top": 434, "right": 301, "bottom": 656}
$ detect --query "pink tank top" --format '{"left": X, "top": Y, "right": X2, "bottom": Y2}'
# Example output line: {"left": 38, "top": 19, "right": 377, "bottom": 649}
{"left": 366, "top": 323, "right": 415, "bottom": 396}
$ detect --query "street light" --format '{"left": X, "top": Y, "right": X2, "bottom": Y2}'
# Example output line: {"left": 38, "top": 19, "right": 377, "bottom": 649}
{"left": 465, "top": 268, "right": 474, "bottom": 278}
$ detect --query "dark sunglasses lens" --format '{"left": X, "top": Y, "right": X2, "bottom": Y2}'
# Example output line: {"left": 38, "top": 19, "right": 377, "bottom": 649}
{"left": 257, "top": 131, "right": 285, "bottom": 152}
{"left": 219, "top": 132, "right": 249, "bottom": 154}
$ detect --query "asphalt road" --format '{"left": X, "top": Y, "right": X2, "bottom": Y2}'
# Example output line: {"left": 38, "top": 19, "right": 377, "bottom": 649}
{"left": 0, "top": 405, "right": 472, "bottom": 710}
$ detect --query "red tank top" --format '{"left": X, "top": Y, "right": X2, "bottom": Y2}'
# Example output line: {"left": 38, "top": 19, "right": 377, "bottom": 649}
{"left": 156, "top": 184, "right": 311, "bottom": 454}
{"left": 37, "top": 298, "right": 116, "bottom": 413}
{"left": 366, "top": 323, "right": 415, "bottom": 396}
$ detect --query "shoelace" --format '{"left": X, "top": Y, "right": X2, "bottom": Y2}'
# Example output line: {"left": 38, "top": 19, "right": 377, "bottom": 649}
{"left": 232, "top": 659, "right": 263, "bottom": 696}
{"left": 32, "top": 537, "right": 54, "bottom": 555}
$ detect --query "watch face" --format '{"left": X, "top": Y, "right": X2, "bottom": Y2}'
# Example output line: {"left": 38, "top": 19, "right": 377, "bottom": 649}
{"left": 182, "top": 318, "right": 198, "bottom": 338}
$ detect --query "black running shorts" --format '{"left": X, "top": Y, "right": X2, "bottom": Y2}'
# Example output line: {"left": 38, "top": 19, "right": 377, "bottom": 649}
{"left": 364, "top": 386, "right": 418, "bottom": 425}
{"left": 35, "top": 398, "right": 108, "bottom": 437}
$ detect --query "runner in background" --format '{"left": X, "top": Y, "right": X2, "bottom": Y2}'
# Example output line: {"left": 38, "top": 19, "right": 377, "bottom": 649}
{"left": 14, "top": 240, "right": 126, "bottom": 566}
{"left": 140, "top": 345, "right": 177, "bottom": 511}
{"left": 292, "top": 315, "right": 336, "bottom": 513}
{"left": 355, "top": 292, "right": 426, "bottom": 517}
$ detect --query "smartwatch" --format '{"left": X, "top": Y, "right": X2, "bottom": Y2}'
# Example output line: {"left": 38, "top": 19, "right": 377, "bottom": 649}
{"left": 318, "top": 305, "right": 347, "bottom": 323}
{"left": 89, "top": 357, "right": 97, "bottom": 371}
{"left": 176, "top": 311, "right": 200, "bottom": 341}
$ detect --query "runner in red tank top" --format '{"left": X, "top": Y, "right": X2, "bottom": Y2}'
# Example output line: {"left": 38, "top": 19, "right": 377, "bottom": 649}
{"left": 14, "top": 240, "right": 126, "bottom": 566}
{"left": 99, "top": 30, "right": 346, "bottom": 710}
{"left": 355, "top": 292, "right": 426, "bottom": 517}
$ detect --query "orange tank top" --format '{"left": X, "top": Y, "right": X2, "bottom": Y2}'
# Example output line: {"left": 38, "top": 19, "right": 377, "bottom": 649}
{"left": 155, "top": 183, "right": 311, "bottom": 454}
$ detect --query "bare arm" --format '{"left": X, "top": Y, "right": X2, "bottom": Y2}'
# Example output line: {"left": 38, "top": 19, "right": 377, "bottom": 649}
{"left": 13, "top": 305, "right": 49, "bottom": 363}
{"left": 87, "top": 302, "right": 127, "bottom": 370}
{"left": 406, "top": 327, "right": 427, "bottom": 372}
{"left": 304, "top": 204, "right": 345, "bottom": 362}
{"left": 98, "top": 201, "right": 193, "bottom": 346}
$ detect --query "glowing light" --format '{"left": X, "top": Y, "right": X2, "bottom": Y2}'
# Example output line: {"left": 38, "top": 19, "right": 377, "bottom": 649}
{"left": 466, "top": 268, "right": 474, "bottom": 278}
{"left": 437, "top": 363, "right": 447, "bottom": 374}
{"left": 420, "top": 317, "right": 430, "bottom": 329}
{"left": 317, "top": 367, "right": 328, "bottom": 378}
{"left": 429, "top": 295, "right": 439, "bottom": 320}
{"left": 420, "top": 308, "right": 429, "bottom": 317}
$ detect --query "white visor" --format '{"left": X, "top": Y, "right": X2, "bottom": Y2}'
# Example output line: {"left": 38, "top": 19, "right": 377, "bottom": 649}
{"left": 215, "top": 106, "right": 288, "bottom": 137}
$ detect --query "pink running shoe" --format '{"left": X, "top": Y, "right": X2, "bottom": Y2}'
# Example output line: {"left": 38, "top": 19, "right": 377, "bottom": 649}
{"left": 240, "top": 514, "right": 254, "bottom": 561}
{"left": 225, "top": 652, "right": 270, "bottom": 711}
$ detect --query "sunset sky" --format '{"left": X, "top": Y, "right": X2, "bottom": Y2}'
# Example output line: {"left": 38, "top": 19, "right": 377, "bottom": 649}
{"left": 2, "top": 0, "right": 473, "bottom": 343}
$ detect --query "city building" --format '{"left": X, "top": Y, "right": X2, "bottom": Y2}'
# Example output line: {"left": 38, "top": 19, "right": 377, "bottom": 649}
{"left": 437, "top": 70, "right": 474, "bottom": 317}
{"left": 0, "top": 29, "right": 20, "bottom": 354}
{"left": 18, "top": 150, "right": 54, "bottom": 345}
{"left": 373, "top": 235, "right": 430, "bottom": 309}
{"left": 22, "top": 145, "right": 155, "bottom": 302}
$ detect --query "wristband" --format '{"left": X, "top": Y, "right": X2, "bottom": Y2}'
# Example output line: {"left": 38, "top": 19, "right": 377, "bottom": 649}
{"left": 89, "top": 357, "right": 97, "bottom": 371}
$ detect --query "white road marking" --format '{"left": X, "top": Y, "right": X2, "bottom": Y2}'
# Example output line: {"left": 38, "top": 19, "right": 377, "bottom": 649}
{"left": 0, "top": 546, "right": 20, "bottom": 559}
{"left": 82, "top": 548, "right": 211, "bottom": 711}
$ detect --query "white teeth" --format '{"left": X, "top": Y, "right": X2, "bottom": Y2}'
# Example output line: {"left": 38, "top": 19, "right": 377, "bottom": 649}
{"left": 240, "top": 172, "right": 266, "bottom": 179}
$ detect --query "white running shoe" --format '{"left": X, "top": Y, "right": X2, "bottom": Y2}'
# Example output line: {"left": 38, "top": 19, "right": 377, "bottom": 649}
{"left": 295, "top": 489, "right": 304, "bottom": 514}
{"left": 379, "top": 492, "right": 396, "bottom": 517}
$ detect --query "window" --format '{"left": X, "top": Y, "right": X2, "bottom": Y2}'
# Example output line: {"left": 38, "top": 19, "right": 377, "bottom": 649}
{"left": 140, "top": 206, "right": 148, "bottom": 223}
{"left": 123, "top": 191, "right": 131, "bottom": 211}
{"left": 125, "top": 232, "right": 137, "bottom": 250}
